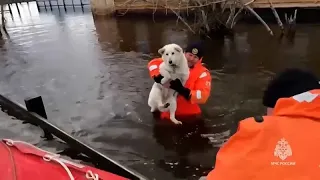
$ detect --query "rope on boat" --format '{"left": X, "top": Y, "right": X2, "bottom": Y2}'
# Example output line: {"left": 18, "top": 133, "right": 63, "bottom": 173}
{"left": 43, "top": 154, "right": 75, "bottom": 180}
{"left": 4, "top": 139, "right": 99, "bottom": 180}
{"left": 86, "top": 170, "right": 99, "bottom": 180}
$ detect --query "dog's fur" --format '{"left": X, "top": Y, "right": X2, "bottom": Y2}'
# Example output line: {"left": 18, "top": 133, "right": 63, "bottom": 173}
{"left": 148, "top": 43, "right": 190, "bottom": 125}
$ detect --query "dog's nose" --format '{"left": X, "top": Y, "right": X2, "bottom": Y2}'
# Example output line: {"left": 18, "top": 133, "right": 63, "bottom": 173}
{"left": 169, "top": 60, "right": 172, "bottom": 64}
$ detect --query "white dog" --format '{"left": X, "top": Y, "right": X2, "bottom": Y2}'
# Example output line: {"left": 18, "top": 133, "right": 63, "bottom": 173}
{"left": 148, "top": 43, "right": 190, "bottom": 125}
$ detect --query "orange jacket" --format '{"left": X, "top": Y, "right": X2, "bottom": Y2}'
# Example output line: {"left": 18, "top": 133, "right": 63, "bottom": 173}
{"left": 148, "top": 58, "right": 211, "bottom": 120}
{"left": 207, "top": 89, "right": 320, "bottom": 180}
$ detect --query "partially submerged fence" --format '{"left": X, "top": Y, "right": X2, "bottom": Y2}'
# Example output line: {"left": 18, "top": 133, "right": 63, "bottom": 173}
{"left": 1, "top": 0, "right": 90, "bottom": 15}
{"left": 1, "top": 0, "right": 34, "bottom": 4}
{"left": 35, "top": 0, "right": 90, "bottom": 12}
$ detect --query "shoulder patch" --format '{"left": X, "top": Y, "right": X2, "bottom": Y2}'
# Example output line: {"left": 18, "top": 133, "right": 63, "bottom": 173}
{"left": 292, "top": 91, "right": 318, "bottom": 103}
{"left": 199, "top": 72, "right": 207, "bottom": 78}
{"left": 149, "top": 65, "right": 158, "bottom": 71}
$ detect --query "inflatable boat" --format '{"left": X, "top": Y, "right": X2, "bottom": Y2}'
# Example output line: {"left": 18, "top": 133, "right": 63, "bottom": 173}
{"left": 0, "top": 138, "right": 128, "bottom": 180}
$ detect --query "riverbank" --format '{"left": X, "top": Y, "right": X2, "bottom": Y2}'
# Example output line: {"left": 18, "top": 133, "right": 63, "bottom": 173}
{"left": 89, "top": 0, "right": 320, "bottom": 23}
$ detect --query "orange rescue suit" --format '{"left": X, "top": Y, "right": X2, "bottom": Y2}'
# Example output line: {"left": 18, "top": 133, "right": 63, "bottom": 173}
{"left": 148, "top": 58, "right": 211, "bottom": 121}
{"left": 207, "top": 89, "right": 320, "bottom": 180}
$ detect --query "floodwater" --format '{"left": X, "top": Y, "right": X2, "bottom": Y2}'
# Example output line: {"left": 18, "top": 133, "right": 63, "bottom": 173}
{"left": 1, "top": 2, "right": 320, "bottom": 180}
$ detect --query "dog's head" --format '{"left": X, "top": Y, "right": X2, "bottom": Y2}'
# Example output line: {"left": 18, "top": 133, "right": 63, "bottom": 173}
{"left": 158, "top": 44, "right": 184, "bottom": 68}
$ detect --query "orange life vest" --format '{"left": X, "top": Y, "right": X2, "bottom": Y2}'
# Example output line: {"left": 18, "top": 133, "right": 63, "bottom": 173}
{"left": 207, "top": 89, "right": 320, "bottom": 180}
{"left": 148, "top": 58, "right": 211, "bottom": 121}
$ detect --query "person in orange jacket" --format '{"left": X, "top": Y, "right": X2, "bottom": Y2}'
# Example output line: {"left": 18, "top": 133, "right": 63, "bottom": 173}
{"left": 148, "top": 41, "right": 212, "bottom": 123}
{"left": 206, "top": 68, "right": 320, "bottom": 180}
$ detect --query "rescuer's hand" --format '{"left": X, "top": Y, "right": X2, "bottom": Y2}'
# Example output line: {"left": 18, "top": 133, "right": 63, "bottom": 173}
{"left": 170, "top": 79, "right": 191, "bottom": 100}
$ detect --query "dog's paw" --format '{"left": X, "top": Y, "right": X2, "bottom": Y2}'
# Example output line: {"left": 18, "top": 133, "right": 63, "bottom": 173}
{"left": 150, "top": 107, "right": 156, "bottom": 112}
{"left": 172, "top": 120, "right": 182, "bottom": 125}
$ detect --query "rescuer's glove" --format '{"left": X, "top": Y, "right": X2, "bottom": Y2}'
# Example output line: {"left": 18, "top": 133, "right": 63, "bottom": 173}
{"left": 153, "top": 74, "right": 164, "bottom": 84}
{"left": 170, "top": 79, "right": 191, "bottom": 100}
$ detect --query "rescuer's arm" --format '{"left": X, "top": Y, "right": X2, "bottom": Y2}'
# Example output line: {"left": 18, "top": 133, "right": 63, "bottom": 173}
{"left": 206, "top": 117, "right": 261, "bottom": 179}
{"left": 170, "top": 69, "right": 211, "bottom": 104}
{"left": 148, "top": 58, "right": 164, "bottom": 83}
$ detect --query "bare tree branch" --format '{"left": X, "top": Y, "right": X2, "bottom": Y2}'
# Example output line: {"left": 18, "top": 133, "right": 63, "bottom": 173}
{"left": 241, "top": 2, "right": 274, "bottom": 36}
{"left": 268, "top": 0, "right": 284, "bottom": 32}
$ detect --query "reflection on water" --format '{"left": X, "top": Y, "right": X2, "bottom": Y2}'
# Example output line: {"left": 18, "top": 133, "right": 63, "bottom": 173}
{"left": 1, "top": 2, "right": 320, "bottom": 180}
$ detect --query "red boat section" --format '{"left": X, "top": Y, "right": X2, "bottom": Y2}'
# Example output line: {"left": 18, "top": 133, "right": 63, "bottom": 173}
{"left": 0, "top": 139, "right": 129, "bottom": 180}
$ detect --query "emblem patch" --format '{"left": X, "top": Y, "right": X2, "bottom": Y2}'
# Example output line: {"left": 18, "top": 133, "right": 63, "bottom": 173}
{"left": 192, "top": 48, "right": 198, "bottom": 55}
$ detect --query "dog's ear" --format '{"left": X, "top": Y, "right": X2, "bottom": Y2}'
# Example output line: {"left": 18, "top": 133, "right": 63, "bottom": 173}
{"left": 158, "top": 47, "right": 165, "bottom": 55}
{"left": 174, "top": 46, "right": 182, "bottom": 53}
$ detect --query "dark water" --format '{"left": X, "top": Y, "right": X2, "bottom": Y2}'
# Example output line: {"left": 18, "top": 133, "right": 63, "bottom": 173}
{"left": 1, "top": 2, "right": 320, "bottom": 180}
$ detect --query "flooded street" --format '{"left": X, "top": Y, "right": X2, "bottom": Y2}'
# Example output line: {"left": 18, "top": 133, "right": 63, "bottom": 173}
{"left": 1, "top": 2, "right": 320, "bottom": 179}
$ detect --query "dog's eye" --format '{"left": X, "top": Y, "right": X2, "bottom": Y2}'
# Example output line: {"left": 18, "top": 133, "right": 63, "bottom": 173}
{"left": 172, "top": 52, "right": 174, "bottom": 55}
{"left": 166, "top": 53, "right": 168, "bottom": 56}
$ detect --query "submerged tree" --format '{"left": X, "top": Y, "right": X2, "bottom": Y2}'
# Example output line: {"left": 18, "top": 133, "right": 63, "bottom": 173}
{"left": 117, "top": 0, "right": 273, "bottom": 36}
{"left": 182, "top": 0, "right": 275, "bottom": 36}
{"left": 117, "top": 0, "right": 296, "bottom": 39}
